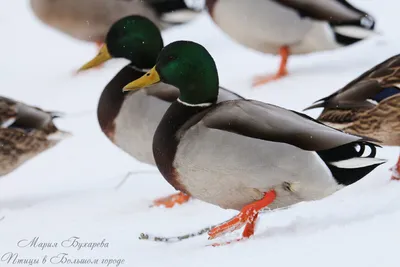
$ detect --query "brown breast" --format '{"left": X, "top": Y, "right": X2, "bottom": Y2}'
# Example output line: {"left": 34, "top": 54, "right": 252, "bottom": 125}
{"left": 97, "top": 65, "right": 144, "bottom": 143}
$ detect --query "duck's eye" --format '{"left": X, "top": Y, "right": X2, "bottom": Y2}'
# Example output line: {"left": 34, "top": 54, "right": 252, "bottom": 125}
{"left": 167, "top": 55, "right": 177, "bottom": 61}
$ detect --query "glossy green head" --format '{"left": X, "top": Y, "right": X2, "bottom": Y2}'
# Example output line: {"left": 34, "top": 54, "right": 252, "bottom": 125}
{"left": 124, "top": 41, "right": 219, "bottom": 105}
{"left": 106, "top": 15, "right": 163, "bottom": 68}
{"left": 78, "top": 15, "right": 164, "bottom": 71}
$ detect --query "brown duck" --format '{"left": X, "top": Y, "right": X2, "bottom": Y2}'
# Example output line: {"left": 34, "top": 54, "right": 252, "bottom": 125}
{"left": 0, "top": 96, "right": 71, "bottom": 176}
{"left": 305, "top": 55, "right": 400, "bottom": 180}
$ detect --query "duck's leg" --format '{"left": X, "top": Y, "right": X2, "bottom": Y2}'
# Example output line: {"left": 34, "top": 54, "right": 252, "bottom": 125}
{"left": 152, "top": 192, "right": 190, "bottom": 208}
{"left": 208, "top": 190, "right": 276, "bottom": 241}
{"left": 391, "top": 154, "right": 400, "bottom": 180}
{"left": 252, "top": 46, "right": 289, "bottom": 87}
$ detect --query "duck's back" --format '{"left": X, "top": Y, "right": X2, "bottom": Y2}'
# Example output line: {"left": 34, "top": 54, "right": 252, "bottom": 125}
{"left": 209, "top": 0, "right": 314, "bottom": 54}
{"left": 30, "top": 0, "right": 161, "bottom": 42}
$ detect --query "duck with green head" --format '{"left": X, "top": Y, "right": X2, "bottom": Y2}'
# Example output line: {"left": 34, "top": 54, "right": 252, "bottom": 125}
{"left": 305, "top": 55, "right": 400, "bottom": 181}
{"left": 78, "top": 15, "right": 243, "bottom": 208}
{"left": 123, "top": 41, "right": 385, "bottom": 242}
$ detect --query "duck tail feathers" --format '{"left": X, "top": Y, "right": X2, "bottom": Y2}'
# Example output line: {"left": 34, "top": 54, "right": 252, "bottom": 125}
{"left": 303, "top": 95, "right": 332, "bottom": 111}
{"left": 303, "top": 101, "right": 327, "bottom": 111}
{"left": 329, "top": 157, "right": 387, "bottom": 169}
{"left": 317, "top": 141, "right": 386, "bottom": 185}
{"left": 332, "top": 15, "right": 377, "bottom": 45}
{"left": 48, "top": 111, "right": 66, "bottom": 119}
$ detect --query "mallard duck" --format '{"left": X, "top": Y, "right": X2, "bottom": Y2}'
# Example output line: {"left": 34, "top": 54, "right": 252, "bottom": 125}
{"left": 78, "top": 15, "right": 243, "bottom": 208}
{"left": 205, "top": 0, "right": 376, "bottom": 87}
{"left": 304, "top": 55, "right": 400, "bottom": 180}
{"left": 30, "top": 0, "right": 200, "bottom": 50}
{"left": 123, "top": 40, "right": 385, "bottom": 242}
{"left": 0, "top": 96, "right": 71, "bottom": 177}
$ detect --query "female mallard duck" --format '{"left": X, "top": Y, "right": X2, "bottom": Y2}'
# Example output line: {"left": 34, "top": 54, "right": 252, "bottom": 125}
{"left": 205, "top": 0, "right": 376, "bottom": 87}
{"left": 77, "top": 15, "right": 243, "bottom": 208}
{"left": 30, "top": 0, "right": 199, "bottom": 50}
{"left": 0, "top": 96, "right": 70, "bottom": 176}
{"left": 305, "top": 55, "right": 400, "bottom": 180}
{"left": 123, "top": 41, "right": 385, "bottom": 242}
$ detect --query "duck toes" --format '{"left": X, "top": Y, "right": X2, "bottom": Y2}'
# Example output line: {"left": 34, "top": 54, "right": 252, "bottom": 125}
{"left": 123, "top": 41, "right": 385, "bottom": 242}
{"left": 205, "top": 0, "right": 376, "bottom": 87}
{"left": 78, "top": 16, "right": 244, "bottom": 208}
{"left": 0, "top": 96, "right": 70, "bottom": 176}
{"left": 305, "top": 55, "right": 400, "bottom": 181}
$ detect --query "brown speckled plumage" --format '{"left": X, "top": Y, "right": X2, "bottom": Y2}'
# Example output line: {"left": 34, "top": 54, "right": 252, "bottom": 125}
{"left": 305, "top": 55, "right": 400, "bottom": 146}
{"left": 330, "top": 95, "right": 400, "bottom": 146}
{"left": 0, "top": 96, "right": 70, "bottom": 177}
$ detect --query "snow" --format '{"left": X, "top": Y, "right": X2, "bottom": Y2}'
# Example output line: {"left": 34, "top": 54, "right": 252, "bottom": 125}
{"left": 1, "top": 0, "right": 400, "bottom": 266}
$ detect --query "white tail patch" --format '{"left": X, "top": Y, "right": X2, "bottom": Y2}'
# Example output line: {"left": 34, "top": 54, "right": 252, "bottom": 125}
{"left": 330, "top": 157, "right": 387, "bottom": 169}
{"left": 1, "top": 117, "right": 16, "bottom": 128}
{"left": 334, "top": 26, "right": 377, "bottom": 40}
{"left": 46, "top": 130, "right": 72, "bottom": 141}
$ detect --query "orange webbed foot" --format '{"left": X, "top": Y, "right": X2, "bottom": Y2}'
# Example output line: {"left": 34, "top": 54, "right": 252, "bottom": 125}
{"left": 252, "top": 46, "right": 289, "bottom": 88}
{"left": 208, "top": 190, "right": 276, "bottom": 243}
{"left": 152, "top": 192, "right": 190, "bottom": 208}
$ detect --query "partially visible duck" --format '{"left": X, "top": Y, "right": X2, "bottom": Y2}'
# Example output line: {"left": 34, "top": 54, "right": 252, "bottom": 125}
{"left": 123, "top": 40, "right": 385, "bottom": 242}
{"left": 0, "top": 96, "right": 71, "bottom": 176}
{"left": 305, "top": 55, "right": 400, "bottom": 180}
{"left": 206, "top": 0, "right": 376, "bottom": 87}
{"left": 78, "top": 15, "right": 243, "bottom": 208}
{"left": 30, "top": 0, "right": 200, "bottom": 53}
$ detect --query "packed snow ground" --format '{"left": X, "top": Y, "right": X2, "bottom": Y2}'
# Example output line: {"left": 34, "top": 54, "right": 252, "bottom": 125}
{"left": 1, "top": 1, "right": 400, "bottom": 266}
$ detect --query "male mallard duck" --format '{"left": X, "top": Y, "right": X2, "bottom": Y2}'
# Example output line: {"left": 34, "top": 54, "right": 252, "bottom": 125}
{"left": 305, "top": 55, "right": 400, "bottom": 180}
{"left": 78, "top": 15, "right": 243, "bottom": 208}
{"left": 123, "top": 41, "right": 385, "bottom": 242}
{"left": 0, "top": 96, "right": 71, "bottom": 176}
{"left": 30, "top": 0, "right": 200, "bottom": 51}
{"left": 205, "top": 0, "right": 376, "bottom": 87}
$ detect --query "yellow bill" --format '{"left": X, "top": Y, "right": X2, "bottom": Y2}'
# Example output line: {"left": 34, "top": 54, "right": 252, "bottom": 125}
{"left": 77, "top": 45, "right": 112, "bottom": 72}
{"left": 123, "top": 67, "right": 160, "bottom": 92}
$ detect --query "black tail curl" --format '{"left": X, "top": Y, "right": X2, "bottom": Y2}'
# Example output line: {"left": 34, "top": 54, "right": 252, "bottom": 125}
{"left": 317, "top": 141, "right": 385, "bottom": 186}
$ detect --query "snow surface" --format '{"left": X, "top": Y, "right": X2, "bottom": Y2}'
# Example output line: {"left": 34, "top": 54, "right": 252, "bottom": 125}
{"left": 1, "top": 0, "right": 400, "bottom": 266}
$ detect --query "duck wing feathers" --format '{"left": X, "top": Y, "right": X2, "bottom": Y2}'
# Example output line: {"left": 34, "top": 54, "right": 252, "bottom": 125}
{"left": 0, "top": 96, "right": 58, "bottom": 131}
{"left": 201, "top": 99, "right": 370, "bottom": 151}
{"left": 274, "top": 0, "right": 374, "bottom": 26}
{"left": 178, "top": 99, "right": 384, "bottom": 188}
{"left": 305, "top": 55, "right": 400, "bottom": 111}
